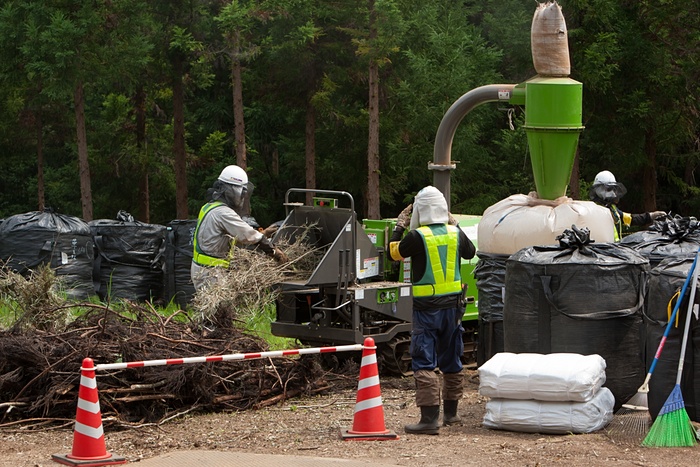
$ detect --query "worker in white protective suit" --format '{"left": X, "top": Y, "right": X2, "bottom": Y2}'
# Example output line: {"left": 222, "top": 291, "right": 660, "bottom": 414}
{"left": 191, "top": 165, "right": 288, "bottom": 291}
{"left": 588, "top": 170, "right": 666, "bottom": 241}
{"left": 388, "top": 186, "right": 476, "bottom": 435}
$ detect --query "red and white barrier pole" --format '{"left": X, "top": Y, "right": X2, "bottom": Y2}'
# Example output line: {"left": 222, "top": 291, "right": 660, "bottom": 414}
{"left": 94, "top": 343, "right": 364, "bottom": 371}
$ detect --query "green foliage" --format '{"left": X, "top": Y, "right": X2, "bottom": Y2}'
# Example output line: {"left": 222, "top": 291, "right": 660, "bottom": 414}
{"left": 0, "top": 0, "right": 698, "bottom": 222}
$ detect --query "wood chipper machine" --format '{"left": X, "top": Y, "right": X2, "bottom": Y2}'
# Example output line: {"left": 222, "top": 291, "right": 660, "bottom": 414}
{"left": 270, "top": 188, "right": 415, "bottom": 375}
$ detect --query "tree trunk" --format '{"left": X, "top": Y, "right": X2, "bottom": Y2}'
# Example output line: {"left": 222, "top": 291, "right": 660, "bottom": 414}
{"left": 36, "top": 110, "right": 45, "bottom": 212}
{"left": 74, "top": 81, "right": 93, "bottom": 221}
{"left": 173, "top": 56, "right": 189, "bottom": 219}
{"left": 366, "top": 0, "right": 380, "bottom": 220}
{"left": 643, "top": 129, "right": 658, "bottom": 211}
{"left": 232, "top": 30, "right": 246, "bottom": 169}
{"left": 135, "top": 86, "right": 150, "bottom": 223}
{"left": 305, "top": 100, "right": 316, "bottom": 206}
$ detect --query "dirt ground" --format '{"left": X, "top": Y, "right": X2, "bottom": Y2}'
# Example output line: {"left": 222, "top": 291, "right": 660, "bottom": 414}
{"left": 1, "top": 370, "right": 699, "bottom": 467}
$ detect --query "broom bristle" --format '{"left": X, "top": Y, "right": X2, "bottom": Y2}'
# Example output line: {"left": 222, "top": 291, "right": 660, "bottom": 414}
{"left": 642, "top": 385, "right": 698, "bottom": 448}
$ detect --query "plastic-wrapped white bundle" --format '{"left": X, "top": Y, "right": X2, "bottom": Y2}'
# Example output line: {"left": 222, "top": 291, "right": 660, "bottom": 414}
{"left": 483, "top": 387, "right": 614, "bottom": 434}
{"left": 476, "top": 194, "right": 614, "bottom": 255}
{"left": 478, "top": 353, "right": 607, "bottom": 402}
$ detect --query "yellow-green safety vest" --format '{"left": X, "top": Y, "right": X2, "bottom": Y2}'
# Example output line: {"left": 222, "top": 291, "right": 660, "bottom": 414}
{"left": 413, "top": 224, "right": 462, "bottom": 297}
{"left": 192, "top": 201, "right": 230, "bottom": 268}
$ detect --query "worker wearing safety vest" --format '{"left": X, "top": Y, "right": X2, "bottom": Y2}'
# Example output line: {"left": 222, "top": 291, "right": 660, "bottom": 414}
{"left": 389, "top": 186, "right": 476, "bottom": 435}
{"left": 191, "top": 165, "right": 288, "bottom": 291}
{"left": 588, "top": 170, "right": 666, "bottom": 241}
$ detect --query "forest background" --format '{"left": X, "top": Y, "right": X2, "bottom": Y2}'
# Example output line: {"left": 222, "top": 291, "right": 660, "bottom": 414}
{"left": 0, "top": 0, "right": 698, "bottom": 228}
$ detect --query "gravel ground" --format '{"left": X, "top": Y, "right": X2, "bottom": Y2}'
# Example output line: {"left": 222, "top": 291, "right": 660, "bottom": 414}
{"left": 2, "top": 370, "right": 700, "bottom": 467}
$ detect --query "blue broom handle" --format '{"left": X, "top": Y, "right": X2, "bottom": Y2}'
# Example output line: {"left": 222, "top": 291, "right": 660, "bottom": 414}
{"left": 646, "top": 249, "right": 700, "bottom": 377}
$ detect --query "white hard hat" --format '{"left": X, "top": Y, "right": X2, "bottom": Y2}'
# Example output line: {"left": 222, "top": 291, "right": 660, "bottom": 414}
{"left": 218, "top": 165, "right": 248, "bottom": 186}
{"left": 593, "top": 170, "right": 616, "bottom": 185}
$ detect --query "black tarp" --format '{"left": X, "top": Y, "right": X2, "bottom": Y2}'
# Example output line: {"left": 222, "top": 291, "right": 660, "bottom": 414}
{"left": 0, "top": 210, "right": 95, "bottom": 299}
{"left": 503, "top": 227, "right": 649, "bottom": 410}
{"left": 644, "top": 256, "right": 698, "bottom": 422}
{"left": 621, "top": 215, "right": 700, "bottom": 268}
{"left": 163, "top": 219, "right": 197, "bottom": 307}
{"left": 90, "top": 211, "right": 166, "bottom": 302}
{"left": 474, "top": 252, "right": 508, "bottom": 366}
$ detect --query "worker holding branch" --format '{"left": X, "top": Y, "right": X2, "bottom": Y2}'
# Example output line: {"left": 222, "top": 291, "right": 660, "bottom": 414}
{"left": 588, "top": 170, "right": 666, "bottom": 241}
{"left": 389, "top": 186, "right": 476, "bottom": 435}
{"left": 191, "top": 164, "right": 288, "bottom": 291}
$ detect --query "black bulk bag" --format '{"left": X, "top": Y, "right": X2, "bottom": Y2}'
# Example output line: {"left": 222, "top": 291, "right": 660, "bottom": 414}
{"left": 474, "top": 252, "right": 509, "bottom": 367}
{"left": 621, "top": 215, "right": 700, "bottom": 269}
{"left": 504, "top": 226, "right": 649, "bottom": 410}
{"left": 90, "top": 211, "right": 166, "bottom": 302}
{"left": 644, "top": 256, "right": 698, "bottom": 422}
{"left": 163, "top": 219, "right": 197, "bottom": 307}
{"left": 0, "top": 209, "right": 95, "bottom": 300}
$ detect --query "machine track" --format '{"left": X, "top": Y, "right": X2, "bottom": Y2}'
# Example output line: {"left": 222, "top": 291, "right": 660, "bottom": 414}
{"left": 378, "top": 333, "right": 413, "bottom": 377}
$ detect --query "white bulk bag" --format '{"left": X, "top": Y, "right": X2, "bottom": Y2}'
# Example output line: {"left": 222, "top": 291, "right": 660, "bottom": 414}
{"left": 478, "top": 352, "right": 607, "bottom": 402}
{"left": 483, "top": 387, "right": 615, "bottom": 434}
{"left": 477, "top": 194, "right": 614, "bottom": 255}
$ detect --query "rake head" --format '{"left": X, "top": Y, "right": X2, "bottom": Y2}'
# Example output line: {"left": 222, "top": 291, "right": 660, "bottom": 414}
{"left": 604, "top": 390, "right": 651, "bottom": 445}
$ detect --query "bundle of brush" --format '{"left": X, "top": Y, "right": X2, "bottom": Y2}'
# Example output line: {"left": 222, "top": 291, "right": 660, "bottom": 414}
{"left": 642, "top": 250, "right": 700, "bottom": 448}
{"left": 191, "top": 223, "right": 324, "bottom": 328}
{"left": 606, "top": 250, "right": 699, "bottom": 445}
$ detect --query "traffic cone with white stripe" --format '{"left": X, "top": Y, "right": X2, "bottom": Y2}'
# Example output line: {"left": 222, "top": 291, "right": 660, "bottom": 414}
{"left": 341, "top": 337, "right": 398, "bottom": 440}
{"left": 52, "top": 358, "right": 126, "bottom": 466}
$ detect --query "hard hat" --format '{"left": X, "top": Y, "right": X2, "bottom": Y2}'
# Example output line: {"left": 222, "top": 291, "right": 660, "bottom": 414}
{"left": 593, "top": 170, "right": 616, "bottom": 185}
{"left": 218, "top": 165, "right": 248, "bottom": 186}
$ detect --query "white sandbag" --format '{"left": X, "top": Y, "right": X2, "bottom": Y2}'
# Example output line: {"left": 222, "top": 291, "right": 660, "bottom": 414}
{"left": 477, "top": 194, "right": 614, "bottom": 255}
{"left": 531, "top": 1, "right": 570, "bottom": 76}
{"left": 478, "top": 352, "right": 606, "bottom": 402}
{"left": 483, "top": 387, "right": 615, "bottom": 434}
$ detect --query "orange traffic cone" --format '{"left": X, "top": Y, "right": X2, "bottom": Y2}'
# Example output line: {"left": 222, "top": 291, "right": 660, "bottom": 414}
{"left": 52, "top": 358, "right": 126, "bottom": 466}
{"left": 341, "top": 337, "right": 398, "bottom": 441}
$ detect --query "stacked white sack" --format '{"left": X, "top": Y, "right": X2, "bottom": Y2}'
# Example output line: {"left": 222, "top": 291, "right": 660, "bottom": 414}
{"left": 478, "top": 352, "right": 606, "bottom": 402}
{"left": 478, "top": 353, "right": 614, "bottom": 434}
{"left": 482, "top": 388, "right": 615, "bottom": 434}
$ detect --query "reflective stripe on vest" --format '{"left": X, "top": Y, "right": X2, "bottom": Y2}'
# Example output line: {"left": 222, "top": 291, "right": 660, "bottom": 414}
{"left": 413, "top": 225, "right": 462, "bottom": 297}
{"left": 193, "top": 201, "right": 230, "bottom": 268}
{"left": 610, "top": 204, "right": 622, "bottom": 242}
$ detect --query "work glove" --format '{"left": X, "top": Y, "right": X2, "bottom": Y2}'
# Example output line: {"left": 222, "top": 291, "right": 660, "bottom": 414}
{"left": 448, "top": 213, "right": 459, "bottom": 226}
{"left": 273, "top": 248, "right": 289, "bottom": 263}
{"left": 650, "top": 211, "right": 666, "bottom": 221}
{"left": 262, "top": 224, "right": 279, "bottom": 238}
{"left": 396, "top": 203, "right": 413, "bottom": 229}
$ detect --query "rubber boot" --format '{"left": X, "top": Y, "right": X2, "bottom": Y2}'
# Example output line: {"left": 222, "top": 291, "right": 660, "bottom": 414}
{"left": 442, "top": 399, "right": 461, "bottom": 426}
{"left": 404, "top": 406, "right": 440, "bottom": 435}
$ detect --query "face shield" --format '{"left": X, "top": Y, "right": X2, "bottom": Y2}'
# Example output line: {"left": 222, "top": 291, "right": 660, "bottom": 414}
{"left": 588, "top": 182, "right": 627, "bottom": 206}
{"left": 222, "top": 183, "right": 251, "bottom": 212}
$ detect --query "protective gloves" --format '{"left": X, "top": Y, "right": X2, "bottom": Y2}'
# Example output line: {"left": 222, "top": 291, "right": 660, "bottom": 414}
{"left": 273, "top": 248, "right": 289, "bottom": 263}
{"left": 650, "top": 211, "right": 666, "bottom": 221}
{"left": 262, "top": 224, "right": 279, "bottom": 238}
{"left": 396, "top": 203, "right": 413, "bottom": 229}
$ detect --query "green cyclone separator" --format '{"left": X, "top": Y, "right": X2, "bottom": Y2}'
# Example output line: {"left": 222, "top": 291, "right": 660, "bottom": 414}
{"left": 520, "top": 76, "right": 585, "bottom": 200}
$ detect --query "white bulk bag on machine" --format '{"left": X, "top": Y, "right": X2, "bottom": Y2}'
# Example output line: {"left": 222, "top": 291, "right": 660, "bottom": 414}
{"left": 477, "top": 194, "right": 614, "bottom": 255}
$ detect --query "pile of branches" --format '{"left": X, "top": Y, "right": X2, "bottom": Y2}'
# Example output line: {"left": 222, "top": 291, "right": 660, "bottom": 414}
{"left": 0, "top": 307, "right": 354, "bottom": 430}
{"left": 0, "top": 235, "right": 357, "bottom": 431}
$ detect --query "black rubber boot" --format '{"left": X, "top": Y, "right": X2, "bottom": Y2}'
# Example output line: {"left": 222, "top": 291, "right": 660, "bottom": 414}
{"left": 443, "top": 399, "right": 461, "bottom": 426}
{"left": 404, "top": 406, "right": 440, "bottom": 435}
